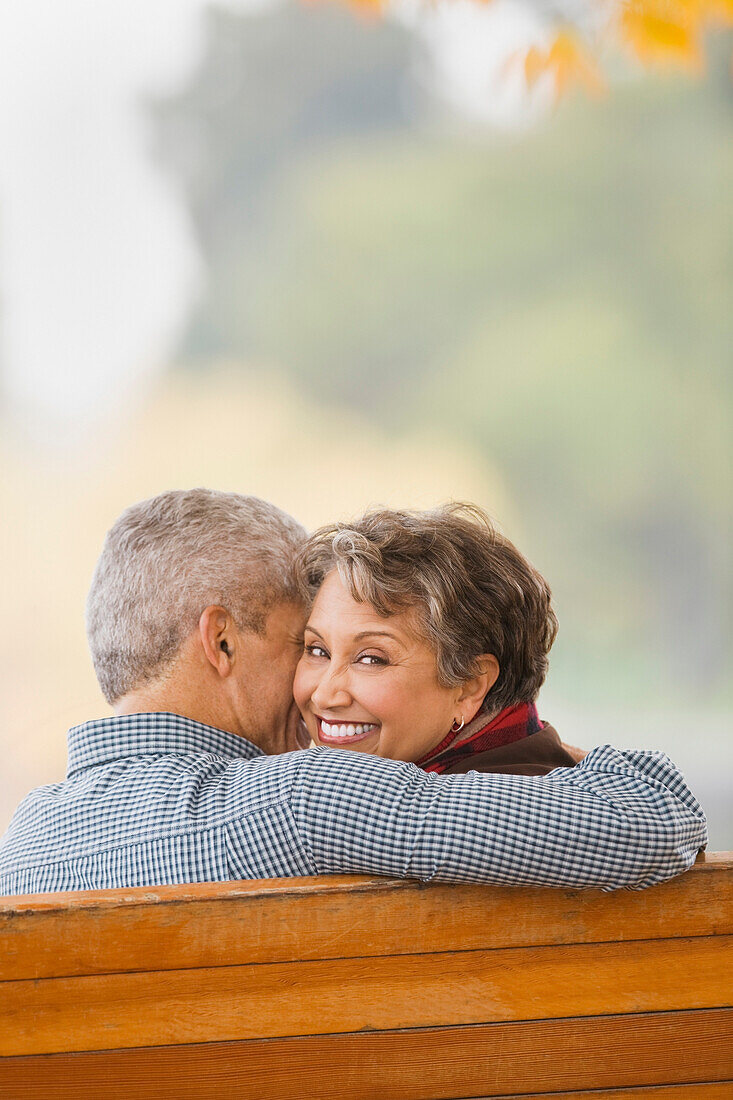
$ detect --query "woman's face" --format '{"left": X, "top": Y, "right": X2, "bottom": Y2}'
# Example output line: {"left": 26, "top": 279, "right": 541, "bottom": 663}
{"left": 293, "top": 570, "right": 463, "bottom": 762}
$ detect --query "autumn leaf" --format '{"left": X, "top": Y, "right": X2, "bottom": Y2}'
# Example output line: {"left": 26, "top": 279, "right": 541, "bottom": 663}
{"left": 523, "top": 32, "right": 605, "bottom": 98}
{"left": 310, "top": 0, "right": 732, "bottom": 96}
{"left": 709, "top": 0, "right": 733, "bottom": 20}
{"left": 305, "top": 0, "right": 386, "bottom": 18}
{"left": 619, "top": 0, "right": 707, "bottom": 67}
{"left": 348, "top": 0, "right": 385, "bottom": 15}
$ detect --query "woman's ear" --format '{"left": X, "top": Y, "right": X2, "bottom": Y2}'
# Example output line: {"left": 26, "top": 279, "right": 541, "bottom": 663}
{"left": 199, "top": 605, "right": 235, "bottom": 678}
{"left": 456, "top": 655, "right": 500, "bottom": 722}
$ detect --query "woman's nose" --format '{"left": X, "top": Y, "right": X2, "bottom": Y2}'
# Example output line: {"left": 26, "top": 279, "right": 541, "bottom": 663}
{"left": 311, "top": 664, "right": 352, "bottom": 712}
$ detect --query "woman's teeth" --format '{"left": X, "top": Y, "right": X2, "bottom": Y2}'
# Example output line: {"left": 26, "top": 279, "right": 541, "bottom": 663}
{"left": 320, "top": 721, "right": 377, "bottom": 739}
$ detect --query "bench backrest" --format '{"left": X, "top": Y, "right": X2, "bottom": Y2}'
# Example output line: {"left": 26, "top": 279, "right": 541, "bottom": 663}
{"left": 1, "top": 852, "right": 731, "bottom": 1098}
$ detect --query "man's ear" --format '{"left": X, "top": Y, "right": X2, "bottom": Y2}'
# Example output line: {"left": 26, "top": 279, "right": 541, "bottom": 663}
{"left": 199, "top": 605, "right": 236, "bottom": 678}
{"left": 456, "top": 655, "right": 500, "bottom": 723}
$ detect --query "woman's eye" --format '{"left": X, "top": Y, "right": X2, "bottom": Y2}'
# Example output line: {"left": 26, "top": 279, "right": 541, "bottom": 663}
{"left": 357, "top": 653, "right": 387, "bottom": 666}
{"left": 305, "top": 643, "right": 328, "bottom": 659}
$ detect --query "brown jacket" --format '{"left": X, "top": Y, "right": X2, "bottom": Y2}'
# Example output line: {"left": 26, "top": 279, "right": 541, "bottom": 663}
{"left": 443, "top": 723, "right": 577, "bottom": 776}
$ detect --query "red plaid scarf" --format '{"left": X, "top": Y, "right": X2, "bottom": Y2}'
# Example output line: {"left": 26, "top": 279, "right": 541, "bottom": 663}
{"left": 417, "top": 701, "right": 542, "bottom": 774}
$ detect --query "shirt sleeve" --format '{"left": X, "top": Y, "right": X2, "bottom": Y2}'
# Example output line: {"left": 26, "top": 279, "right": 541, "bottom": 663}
{"left": 287, "top": 743, "right": 707, "bottom": 891}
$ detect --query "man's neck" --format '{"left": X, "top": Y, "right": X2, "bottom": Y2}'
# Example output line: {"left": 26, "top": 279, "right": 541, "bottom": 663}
{"left": 114, "top": 681, "right": 236, "bottom": 739}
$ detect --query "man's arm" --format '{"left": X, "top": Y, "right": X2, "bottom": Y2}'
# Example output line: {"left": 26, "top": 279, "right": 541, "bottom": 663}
{"left": 289, "top": 744, "right": 707, "bottom": 891}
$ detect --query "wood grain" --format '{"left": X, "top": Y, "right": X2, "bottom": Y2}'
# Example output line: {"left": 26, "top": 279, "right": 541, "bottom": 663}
{"left": 2, "top": 854, "right": 730, "bottom": 981}
{"left": 466, "top": 1088, "right": 733, "bottom": 1100}
{"left": 1, "top": 1010, "right": 731, "bottom": 1099}
{"left": 2, "top": 934, "right": 730, "bottom": 1056}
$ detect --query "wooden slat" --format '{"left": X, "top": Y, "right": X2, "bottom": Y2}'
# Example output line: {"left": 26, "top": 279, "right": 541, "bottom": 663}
{"left": 2, "top": 934, "right": 730, "bottom": 1056}
{"left": 1, "top": 854, "right": 730, "bottom": 981}
{"left": 465, "top": 1087, "right": 733, "bottom": 1100}
{"left": 1, "top": 1010, "right": 731, "bottom": 1099}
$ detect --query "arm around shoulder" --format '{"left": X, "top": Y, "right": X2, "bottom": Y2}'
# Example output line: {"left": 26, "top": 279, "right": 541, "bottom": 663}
{"left": 545, "top": 743, "right": 708, "bottom": 889}
{"left": 288, "top": 743, "right": 707, "bottom": 892}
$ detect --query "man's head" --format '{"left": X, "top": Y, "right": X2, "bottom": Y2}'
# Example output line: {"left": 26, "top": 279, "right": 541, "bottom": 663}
{"left": 86, "top": 489, "right": 308, "bottom": 752}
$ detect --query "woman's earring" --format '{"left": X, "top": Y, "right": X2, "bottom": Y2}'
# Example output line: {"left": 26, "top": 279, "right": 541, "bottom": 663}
{"left": 451, "top": 716, "right": 465, "bottom": 733}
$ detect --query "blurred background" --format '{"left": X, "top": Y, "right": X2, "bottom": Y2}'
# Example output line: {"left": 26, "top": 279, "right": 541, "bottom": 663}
{"left": 0, "top": 0, "right": 730, "bottom": 845}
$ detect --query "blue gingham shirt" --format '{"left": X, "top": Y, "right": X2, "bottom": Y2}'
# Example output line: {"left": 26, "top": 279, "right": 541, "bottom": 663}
{"left": 0, "top": 712, "right": 707, "bottom": 896}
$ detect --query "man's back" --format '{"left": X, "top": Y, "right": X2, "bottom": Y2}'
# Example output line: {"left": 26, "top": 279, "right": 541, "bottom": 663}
{"left": 0, "top": 715, "right": 311, "bottom": 895}
{"left": 0, "top": 711, "right": 708, "bottom": 896}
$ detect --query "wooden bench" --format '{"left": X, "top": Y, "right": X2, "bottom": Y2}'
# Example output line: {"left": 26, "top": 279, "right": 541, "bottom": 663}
{"left": 1, "top": 852, "right": 731, "bottom": 1099}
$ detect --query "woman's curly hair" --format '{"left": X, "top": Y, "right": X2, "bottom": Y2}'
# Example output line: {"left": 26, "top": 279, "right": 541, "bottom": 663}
{"left": 295, "top": 503, "right": 558, "bottom": 712}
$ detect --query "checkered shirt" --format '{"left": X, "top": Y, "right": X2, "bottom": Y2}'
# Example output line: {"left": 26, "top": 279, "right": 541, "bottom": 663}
{"left": 0, "top": 712, "right": 707, "bottom": 896}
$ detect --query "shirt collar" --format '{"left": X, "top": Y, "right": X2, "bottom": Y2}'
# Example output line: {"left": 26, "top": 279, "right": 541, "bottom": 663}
{"left": 67, "top": 711, "right": 264, "bottom": 777}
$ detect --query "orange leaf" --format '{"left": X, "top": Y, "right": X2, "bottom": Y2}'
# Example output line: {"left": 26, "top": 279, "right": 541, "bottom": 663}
{"left": 620, "top": 0, "right": 705, "bottom": 68}
{"left": 707, "top": 0, "right": 733, "bottom": 23}
{"left": 304, "top": 0, "right": 385, "bottom": 18}
{"left": 548, "top": 32, "right": 605, "bottom": 97}
{"left": 523, "top": 46, "right": 547, "bottom": 89}
{"left": 347, "top": 0, "right": 385, "bottom": 16}
{"left": 521, "top": 33, "right": 605, "bottom": 99}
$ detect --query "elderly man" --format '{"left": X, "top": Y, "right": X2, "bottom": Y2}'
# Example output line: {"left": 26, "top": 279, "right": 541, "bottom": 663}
{"left": 0, "top": 488, "right": 706, "bottom": 895}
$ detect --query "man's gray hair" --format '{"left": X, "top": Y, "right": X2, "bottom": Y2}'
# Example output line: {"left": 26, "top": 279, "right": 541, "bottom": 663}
{"left": 86, "top": 489, "right": 306, "bottom": 704}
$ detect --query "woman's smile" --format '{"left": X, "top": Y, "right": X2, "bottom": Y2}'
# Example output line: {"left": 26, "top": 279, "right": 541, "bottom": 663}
{"left": 315, "top": 716, "right": 380, "bottom": 745}
{"left": 293, "top": 570, "right": 467, "bottom": 762}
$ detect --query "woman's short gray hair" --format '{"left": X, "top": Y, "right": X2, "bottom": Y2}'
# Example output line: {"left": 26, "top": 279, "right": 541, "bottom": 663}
{"left": 296, "top": 503, "right": 558, "bottom": 712}
{"left": 86, "top": 488, "right": 306, "bottom": 704}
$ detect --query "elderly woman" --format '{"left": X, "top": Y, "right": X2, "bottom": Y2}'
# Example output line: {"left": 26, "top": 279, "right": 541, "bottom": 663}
{"left": 293, "top": 503, "right": 578, "bottom": 775}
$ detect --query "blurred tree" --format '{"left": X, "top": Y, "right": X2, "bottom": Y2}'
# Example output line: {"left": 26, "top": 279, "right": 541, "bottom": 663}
{"left": 151, "top": 2, "right": 415, "bottom": 361}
